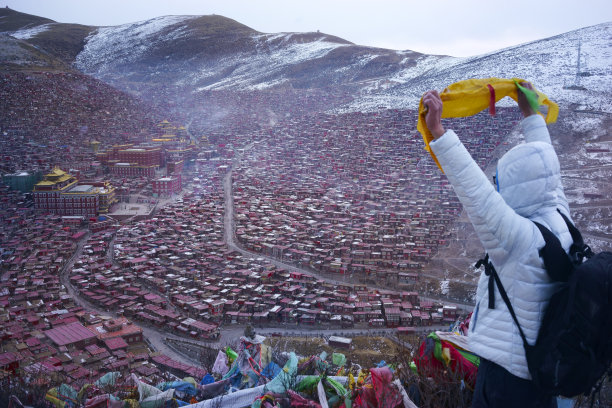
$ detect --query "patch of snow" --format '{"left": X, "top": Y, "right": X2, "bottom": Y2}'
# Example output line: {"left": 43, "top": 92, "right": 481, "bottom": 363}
{"left": 252, "top": 33, "right": 286, "bottom": 43}
{"left": 393, "top": 55, "right": 460, "bottom": 84}
{"left": 195, "top": 36, "right": 348, "bottom": 90}
{"left": 568, "top": 116, "right": 602, "bottom": 133}
{"left": 245, "top": 79, "right": 286, "bottom": 91}
{"left": 440, "top": 279, "right": 449, "bottom": 296}
{"left": 264, "top": 38, "right": 344, "bottom": 66}
{"left": 76, "top": 15, "right": 198, "bottom": 73}
{"left": 11, "top": 23, "right": 53, "bottom": 40}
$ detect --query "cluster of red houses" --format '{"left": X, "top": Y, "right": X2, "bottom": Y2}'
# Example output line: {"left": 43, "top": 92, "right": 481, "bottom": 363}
{"left": 0, "top": 186, "right": 205, "bottom": 385}
{"left": 0, "top": 71, "right": 159, "bottom": 179}
{"left": 67, "top": 158, "right": 463, "bottom": 336}
{"left": 0, "top": 71, "right": 201, "bottom": 212}
{"left": 1, "top": 71, "right": 530, "bottom": 388}
{"left": 232, "top": 109, "right": 521, "bottom": 283}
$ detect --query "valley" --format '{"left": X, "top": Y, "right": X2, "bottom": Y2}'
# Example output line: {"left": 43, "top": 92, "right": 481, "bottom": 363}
{"left": 0, "top": 7, "right": 609, "bottom": 406}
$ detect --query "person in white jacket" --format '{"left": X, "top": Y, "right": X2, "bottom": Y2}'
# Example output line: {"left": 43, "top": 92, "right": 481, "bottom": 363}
{"left": 422, "top": 84, "right": 572, "bottom": 408}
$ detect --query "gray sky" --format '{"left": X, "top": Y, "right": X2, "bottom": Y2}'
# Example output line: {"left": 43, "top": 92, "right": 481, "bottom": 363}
{"left": 5, "top": 0, "right": 612, "bottom": 57}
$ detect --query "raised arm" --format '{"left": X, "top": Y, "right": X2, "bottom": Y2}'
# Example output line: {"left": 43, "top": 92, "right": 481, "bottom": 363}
{"left": 517, "top": 83, "right": 571, "bottom": 218}
{"left": 422, "top": 90, "right": 446, "bottom": 140}
{"left": 517, "top": 82, "right": 552, "bottom": 144}
{"left": 423, "top": 89, "right": 538, "bottom": 267}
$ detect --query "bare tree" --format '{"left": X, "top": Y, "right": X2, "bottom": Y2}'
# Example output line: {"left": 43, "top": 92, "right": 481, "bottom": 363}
{"left": 394, "top": 334, "right": 473, "bottom": 408}
{"left": 268, "top": 338, "right": 289, "bottom": 368}
{"left": 199, "top": 345, "right": 220, "bottom": 374}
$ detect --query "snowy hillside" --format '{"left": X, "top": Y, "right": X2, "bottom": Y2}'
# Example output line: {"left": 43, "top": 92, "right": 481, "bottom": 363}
{"left": 6, "top": 8, "right": 609, "bottom": 115}
{"left": 71, "top": 13, "right": 421, "bottom": 91}
{"left": 0, "top": 33, "right": 69, "bottom": 70}
{"left": 9, "top": 23, "right": 54, "bottom": 40}
{"left": 191, "top": 33, "right": 352, "bottom": 90}
{"left": 75, "top": 15, "right": 200, "bottom": 75}
{"left": 346, "top": 22, "right": 612, "bottom": 113}
{"left": 69, "top": 16, "right": 612, "bottom": 114}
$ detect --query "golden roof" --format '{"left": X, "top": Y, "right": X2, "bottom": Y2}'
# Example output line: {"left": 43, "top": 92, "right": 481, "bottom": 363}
{"left": 34, "top": 167, "right": 77, "bottom": 188}
{"left": 46, "top": 167, "right": 67, "bottom": 177}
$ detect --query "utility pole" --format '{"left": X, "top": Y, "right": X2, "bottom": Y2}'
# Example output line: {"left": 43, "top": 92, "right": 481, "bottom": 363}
{"left": 575, "top": 38, "right": 582, "bottom": 86}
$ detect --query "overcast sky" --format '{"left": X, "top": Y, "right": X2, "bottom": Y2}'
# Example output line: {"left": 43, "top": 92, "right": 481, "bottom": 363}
{"left": 5, "top": 0, "right": 612, "bottom": 57}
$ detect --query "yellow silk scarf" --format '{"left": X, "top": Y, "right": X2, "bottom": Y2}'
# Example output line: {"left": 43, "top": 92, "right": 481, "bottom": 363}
{"left": 417, "top": 78, "right": 559, "bottom": 171}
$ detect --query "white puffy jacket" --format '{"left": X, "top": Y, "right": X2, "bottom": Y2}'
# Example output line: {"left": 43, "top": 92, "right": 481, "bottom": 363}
{"left": 429, "top": 114, "right": 573, "bottom": 380}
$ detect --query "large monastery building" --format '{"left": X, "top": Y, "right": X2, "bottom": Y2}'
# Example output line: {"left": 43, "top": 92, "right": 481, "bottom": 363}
{"left": 33, "top": 168, "right": 116, "bottom": 216}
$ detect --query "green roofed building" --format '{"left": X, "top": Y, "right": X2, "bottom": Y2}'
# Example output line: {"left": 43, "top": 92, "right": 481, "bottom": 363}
{"left": 2, "top": 170, "right": 42, "bottom": 193}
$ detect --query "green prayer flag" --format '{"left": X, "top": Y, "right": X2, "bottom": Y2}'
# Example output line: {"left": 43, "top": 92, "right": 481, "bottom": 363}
{"left": 515, "top": 81, "right": 540, "bottom": 113}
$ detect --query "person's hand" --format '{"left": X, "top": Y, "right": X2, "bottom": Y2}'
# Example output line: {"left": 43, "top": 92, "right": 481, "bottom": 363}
{"left": 517, "top": 81, "right": 537, "bottom": 118}
{"left": 423, "top": 90, "right": 445, "bottom": 139}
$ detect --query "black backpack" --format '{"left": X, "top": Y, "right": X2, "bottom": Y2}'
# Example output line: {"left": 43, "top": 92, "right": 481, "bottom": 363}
{"left": 477, "top": 210, "right": 612, "bottom": 398}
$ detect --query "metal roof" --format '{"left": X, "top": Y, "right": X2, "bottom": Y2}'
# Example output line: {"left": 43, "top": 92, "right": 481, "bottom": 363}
{"left": 44, "top": 321, "right": 96, "bottom": 346}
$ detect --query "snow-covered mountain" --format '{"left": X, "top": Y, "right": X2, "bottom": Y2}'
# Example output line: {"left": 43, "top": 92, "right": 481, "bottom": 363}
{"left": 2, "top": 8, "right": 611, "bottom": 114}
{"left": 349, "top": 22, "right": 612, "bottom": 113}
{"left": 70, "top": 14, "right": 424, "bottom": 95}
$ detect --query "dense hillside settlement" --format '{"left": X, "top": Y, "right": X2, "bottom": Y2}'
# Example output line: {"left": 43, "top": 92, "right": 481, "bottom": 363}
{"left": 0, "top": 66, "right": 524, "bottom": 402}
{"left": 0, "top": 7, "right": 611, "bottom": 408}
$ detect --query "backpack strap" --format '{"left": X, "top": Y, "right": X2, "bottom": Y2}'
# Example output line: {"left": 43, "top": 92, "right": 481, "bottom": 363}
{"left": 474, "top": 211, "right": 586, "bottom": 344}
{"left": 533, "top": 209, "right": 595, "bottom": 281}
{"left": 475, "top": 254, "right": 497, "bottom": 309}
{"left": 532, "top": 221, "right": 574, "bottom": 282}
{"left": 556, "top": 209, "right": 594, "bottom": 262}
{"left": 476, "top": 213, "right": 596, "bottom": 364}
{"left": 487, "top": 261, "right": 531, "bottom": 348}
{"left": 475, "top": 255, "right": 530, "bottom": 344}
{"left": 557, "top": 209, "right": 583, "bottom": 246}
{"left": 476, "top": 217, "right": 574, "bottom": 346}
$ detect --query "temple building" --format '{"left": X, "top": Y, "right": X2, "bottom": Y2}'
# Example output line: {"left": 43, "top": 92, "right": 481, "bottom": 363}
{"left": 33, "top": 168, "right": 116, "bottom": 216}
{"left": 153, "top": 120, "right": 189, "bottom": 143}
{"left": 96, "top": 181, "right": 117, "bottom": 213}
{"left": 117, "top": 147, "right": 162, "bottom": 167}
{"left": 166, "top": 160, "right": 184, "bottom": 176}
{"left": 96, "top": 144, "right": 163, "bottom": 167}
{"left": 152, "top": 175, "right": 181, "bottom": 196}
{"left": 166, "top": 144, "right": 196, "bottom": 163}
{"left": 110, "top": 163, "right": 158, "bottom": 178}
